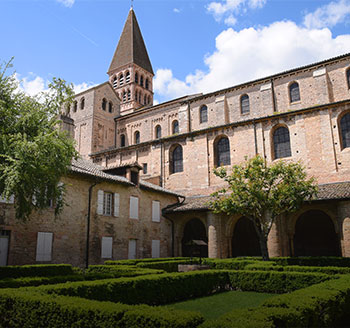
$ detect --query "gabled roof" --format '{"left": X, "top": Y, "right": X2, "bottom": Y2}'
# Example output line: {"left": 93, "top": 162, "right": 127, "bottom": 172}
{"left": 108, "top": 8, "right": 154, "bottom": 75}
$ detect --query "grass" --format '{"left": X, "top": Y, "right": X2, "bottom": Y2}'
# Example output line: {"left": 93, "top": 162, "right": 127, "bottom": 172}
{"left": 166, "top": 291, "right": 276, "bottom": 320}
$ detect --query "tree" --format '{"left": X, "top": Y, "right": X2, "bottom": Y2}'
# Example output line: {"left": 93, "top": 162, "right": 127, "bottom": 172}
{"left": 210, "top": 155, "right": 317, "bottom": 260}
{"left": 0, "top": 59, "right": 78, "bottom": 221}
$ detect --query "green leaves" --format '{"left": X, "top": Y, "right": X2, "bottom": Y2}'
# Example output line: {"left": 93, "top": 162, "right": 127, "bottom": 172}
{"left": 0, "top": 59, "right": 78, "bottom": 220}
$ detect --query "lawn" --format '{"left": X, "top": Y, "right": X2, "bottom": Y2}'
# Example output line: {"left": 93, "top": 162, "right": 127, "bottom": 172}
{"left": 166, "top": 291, "right": 276, "bottom": 320}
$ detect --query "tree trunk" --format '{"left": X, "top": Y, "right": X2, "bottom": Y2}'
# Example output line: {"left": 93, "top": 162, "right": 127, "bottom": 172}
{"left": 258, "top": 234, "right": 269, "bottom": 261}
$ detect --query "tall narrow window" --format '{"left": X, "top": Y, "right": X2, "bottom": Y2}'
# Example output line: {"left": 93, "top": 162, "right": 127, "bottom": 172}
{"left": 148, "top": 96, "right": 151, "bottom": 104}
{"left": 123, "top": 91, "right": 127, "bottom": 103}
{"left": 101, "top": 237, "right": 113, "bottom": 259}
{"left": 127, "top": 90, "right": 131, "bottom": 101}
{"left": 108, "top": 102, "right": 113, "bottom": 113}
{"left": 36, "top": 232, "right": 53, "bottom": 262}
{"left": 139, "top": 92, "right": 142, "bottom": 103}
{"left": 170, "top": 145, "right": 183, "bottom": 174}
{"left": 347, "top": 69, "right": 350, "bottom": 89}
{"left": 119, "top": 74, "right": 124, "bottom": 86}
{"left": 215, "top": 136, "right": 230, "bottom": 167}
{"left": 155, "top": 125, "right": 162, "bottom": 139}
{"left": 135, "top": 73, "right": 139, "bottom": 84}
{"left": 240, "top": 94, "right": 250, "bottom": 114}
{"left": 120, "top": 134, "right": 126, "bottom": 147}
{"left": 140, "top": 75, "right": 144, "bottom": 87}
{"left": 289, "top": 82, "right": 300, "bottom": 103}
{"left": 143, "top": 163, "right": 148, "bottom": 174}
{"left": 172, "top": 120, "right": 179, "bottom": 134}
{"left": 113, "top": 76, "right": 118, "bottom": 88}
{"left": 125, "top": 71, "right": 130, "bottom": 83}
{"left": 73, "top": 101, "right": 77, "bottom": 113}
{"left": 103, "top": 192, "right": 113, "bottom": 216}
{"left": 144, "top": 95, "right": 147, "bottom": 104}
{"left": 134, "top": 131, "right": 140, "bottom": 144}
{"left": 135, "top": 91, "right": 138, "bottom": 101}
{"left": 340, "top": 113, "right": 350, "bottom": 149}
{"left": 145, "top": 79, "right": 149, "bottom": 90}
{"left": 102, "top": 98, "right": 107, "bottom": 111}
{"left": 80, "top": 97, "right": 85, "bottom": 110}
{"left": 273, "top": 126, "right": 292, "bottom": 159}
{"left": 200, "top": 105, "right": 208, "bottom": 123}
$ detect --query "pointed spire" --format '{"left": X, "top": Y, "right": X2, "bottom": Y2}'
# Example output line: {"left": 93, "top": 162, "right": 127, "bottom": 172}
{"left": 108, "top": 9, "right": 154, "bottom": 75}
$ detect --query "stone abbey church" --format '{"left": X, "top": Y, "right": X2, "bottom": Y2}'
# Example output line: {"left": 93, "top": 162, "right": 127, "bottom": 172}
{"left": 2, "top": 8, "right": 350, "bottom": 266}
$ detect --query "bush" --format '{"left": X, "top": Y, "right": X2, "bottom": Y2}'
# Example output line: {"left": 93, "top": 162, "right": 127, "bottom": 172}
{"left": 86, "top": 265, "right": 165, "bottom": 276}
{"left": 271, "top": 256, "right": 350, "bottom": 267}
{"left": 105, "top": 257, "right": 190, "bottom": 265}
{"left": 202, "top": 259, "right": 262, "bottom": 270}
{"left": 0, "top": 289, "right": 203, "bottom": 328}
{"left": 136, "top": 260, "right": 197, "bottom": 272}
{"left": 0, "top": 264, "right": 74, "bottom": 279}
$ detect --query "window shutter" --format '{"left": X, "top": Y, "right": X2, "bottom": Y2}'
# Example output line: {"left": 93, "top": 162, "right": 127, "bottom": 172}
{"left": 36, "top": 232, "right": 53, "bottom": 261}
{"left": 101, "top": 237, "right": 113, "bottom": 258}
{"left": 152, "top": 240, "right": 160, "bottom": 258}
{"left": 97, "top": 190, "right": 104, "bottom": 215}
{"left": 114, "top": 193, "right": 120, "bottom": 217}
{"left": 152, "top": 201, "right": 160, "bottom": 222}
{"left": 129, "top": 196, "right": 139, "bottom": 219}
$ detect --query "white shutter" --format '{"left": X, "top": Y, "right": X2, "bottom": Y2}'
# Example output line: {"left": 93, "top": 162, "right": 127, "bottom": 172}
{"left": 36, "top": 232, "right": 53, "bottom": 261}
{"left": 97, "top": 190, "right": 104, "bottom": 215}
{"left": 114, "top": 193, "right": 120, "bottom": 217}
{"left": 152, "top": 201, "right": 160, "bottom": 222}
{"left": 152, "top": 240, "right": 160, "bottom": 258}
{"left": 129, "top": 196, "right": 139, "bottom": 219}
{"left": 101, "top": 237, "right": 113, "bottom": 258}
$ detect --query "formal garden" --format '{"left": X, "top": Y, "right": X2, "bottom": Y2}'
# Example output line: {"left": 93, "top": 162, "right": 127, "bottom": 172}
{"left": 1, "top": 257, "right": 350, "bottom": 327}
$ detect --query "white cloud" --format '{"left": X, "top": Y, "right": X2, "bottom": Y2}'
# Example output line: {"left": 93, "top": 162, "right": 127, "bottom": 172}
{"left": 207, "top": 0, "right": 266, "bottom": 24}
{"left": 173, "top": 8, "right": 181, "bottom": 13}
{"left": 73, "top": 82, "right": 96, "bottom": 94}
{"left": 304, "top": 0, "right": 350, "bottom": 29}
{"left": 56, "top": 0, "right": 75, "bottom": 8}
{"left": 154, "top": 21, "right": 350, "bottom": 101}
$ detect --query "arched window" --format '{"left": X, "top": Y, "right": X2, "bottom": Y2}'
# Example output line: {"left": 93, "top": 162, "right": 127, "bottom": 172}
{"left": 170, "top": 145, "right": 183, "bottom": 174}
{"left": 135, "top": 72, "right": 139, "bottom": 84}
{"left": 155, "top": 125, "right": 161, "bottom": 139}
{"left": 119, "top": 74, "right": 124, "bottom": 86}
{"left": 215, "top": 136, "right": 230, "bottom": 167}
{"left": 144, "top": 95, "right": 147, "bottom": 105}
{"left": 108, "top": 102, "right": 113, "bottom": 113}
{"left": 127, "top": 90, "right": 131, "bottom": 101}
{"left": 241, "top": 94, "right": 250, "bottom": 114}
{"left": 140, "top": 75, "right": 144, "bottom": 87}
{"left": 102, "top": 98, "right": 107, "bottom": 111}
{"left": 145, "top": 78, "right": 149, "bottom": 90}
{"left": 80, "top": 97, "right": 85, "bottom": 110}
{"left": 73, "top": 100, "right": 77, "bottom": 113}
{"left": 123, "top": 91, "right": 127, "bottom": 103}
{"left": 289, "top": 82, "right": 300, "bottom": 103}
{"left": 340, "top": 113, "right": 350, "bottom": 149}
{"left": 200, "top": 105, "right": 208, "bottom": 123}
{"left": 125, "top": 71, "right": 130, "bottom": 83}
{"left": 134, "top": 131, "right": 140, "bottom": 144}
{"left": 273, "top": 126, "right": 291, "bottom": 159}
{"left": 347, "top": 69, "right": 350, "bottom": 89}
{"left": 139, "top": 92, "right": 142, "bottom": 103}
{"left": 113, "top": 76, "right": 117, "bottom": 88}
{"left": 135, "top": 91, "right": 138, "bottom": 101}
{"left": 172, "top": 120, "right": 179, "bottom": 134}
{"left": 120, "top": 134, "right": 125, "bottom": 147}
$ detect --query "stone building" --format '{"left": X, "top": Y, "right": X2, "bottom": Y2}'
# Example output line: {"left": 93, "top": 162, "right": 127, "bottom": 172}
{"left": 2, "top": 7, "right": 350, "bottom": 265}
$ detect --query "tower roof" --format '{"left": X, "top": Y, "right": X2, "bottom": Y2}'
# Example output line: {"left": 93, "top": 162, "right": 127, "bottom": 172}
{"left": 108, "top": 9, "right": 154, "bottom": 75}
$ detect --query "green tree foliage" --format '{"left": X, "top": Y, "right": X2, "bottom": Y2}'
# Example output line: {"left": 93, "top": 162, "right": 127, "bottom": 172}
{"left": 210, "top": 155, "right": 317, "bottom": 260}
{"left": 0, "top": 59, "right": 78, "bottom": 220}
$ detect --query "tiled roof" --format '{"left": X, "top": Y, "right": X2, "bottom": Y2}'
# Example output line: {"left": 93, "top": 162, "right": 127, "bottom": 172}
{"left": 164, "top": 181, "right": 350, "bottom": 213}
{"left": 108, "top": 9, "right": 153, "bottom": 75}
{"left": 70, "top": 158, "right": 182, "bottom": 197}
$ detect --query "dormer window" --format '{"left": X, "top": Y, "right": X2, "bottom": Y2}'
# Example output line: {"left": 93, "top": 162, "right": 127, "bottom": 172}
{"left": 289, "top": 82, "right": 300, "bottom": 103}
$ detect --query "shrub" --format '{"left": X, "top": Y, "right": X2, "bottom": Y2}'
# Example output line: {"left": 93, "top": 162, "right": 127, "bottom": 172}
{"left": 104, "top": 257, "right": 190, "bottom": 266}
{"left": 202, "top": 259, "right": 261, "bottom": 270}
{"left": 86, "top": 265, "right": 165, "bottom": 276}
{"left": 271, "top": 256, "right": 350, "bottom": 267}
{"left": 0, "top": 264, "right": 74, "bottom": 279}
{"left": 136, "top": 260, "right": 197, "bottom": 272}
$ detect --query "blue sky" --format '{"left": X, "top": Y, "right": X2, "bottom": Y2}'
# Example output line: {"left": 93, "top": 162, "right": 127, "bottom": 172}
{"left": 2, "top": 0, "right": 350, "bottom": 103}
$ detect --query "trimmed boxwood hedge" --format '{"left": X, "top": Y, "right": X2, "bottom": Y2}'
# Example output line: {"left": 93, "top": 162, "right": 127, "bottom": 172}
{"left": 0, "top": 289, "right": 203, "bottom": 328}
{"left": 270, "top": 256, "right": 350, "bottom": 267}
{"left": 136, "top": 260, "right": 197, "bottom": 272}
{"left": 0, "top": 264, "right": 75, "bottom": 279}
{"left": 105, "top": 257, "right": 190, "bottom": 266}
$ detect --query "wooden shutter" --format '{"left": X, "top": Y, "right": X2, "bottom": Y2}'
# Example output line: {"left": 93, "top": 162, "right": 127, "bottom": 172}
{"left": 152, "top": 201, "right": 160, "bottom": 222}
{"left": 101, "top": 237, "right": 113, "bottom": 258}
{"left": 129, "top": 196, "right": 139, "bottom": 219}
{"left": 36, "top": 232, "right": 53, "bottom": 261}
{"left": 97, "top": 190, "right": 104, "bottom": 215}
{"left": 114, "top": 193, "right": 120, "bottom": 217}
{"left": 152, "top": 240, "right": 160, "bottom": 258}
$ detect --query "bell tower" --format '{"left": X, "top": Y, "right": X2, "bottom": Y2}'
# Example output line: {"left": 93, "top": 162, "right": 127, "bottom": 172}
{"left": 107, "top": 8, "right": 154, "bottom": 115}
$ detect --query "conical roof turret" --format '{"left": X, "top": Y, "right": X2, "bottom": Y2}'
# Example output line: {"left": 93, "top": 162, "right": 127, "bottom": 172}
{"left": 108, "top": 9, "right": 154, "bottom": 75}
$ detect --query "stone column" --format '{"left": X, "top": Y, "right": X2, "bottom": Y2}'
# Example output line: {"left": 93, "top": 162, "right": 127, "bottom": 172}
{"left": 207, "top": 212, "right": 219, "bottom": 258}
{"left": 338, "top": 201, "right": 350, "bottom": 257}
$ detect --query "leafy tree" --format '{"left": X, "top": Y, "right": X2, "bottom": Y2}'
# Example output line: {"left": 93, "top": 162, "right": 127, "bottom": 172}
{"left": 0, "top": 59, "right": 78, "bottom": 220}
{"left": 210, "top": 155, "right": 317, "bottom": 260}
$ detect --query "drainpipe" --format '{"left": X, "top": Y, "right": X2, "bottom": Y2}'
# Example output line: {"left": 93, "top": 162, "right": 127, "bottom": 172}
{"left": 162, "top": 195, "right": 185, "bottom": 257}
{"left": 86, "top": 180, "right": 99, "bottom": 268}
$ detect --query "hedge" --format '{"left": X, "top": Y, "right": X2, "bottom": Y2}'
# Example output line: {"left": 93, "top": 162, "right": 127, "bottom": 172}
{"left": 0, "top": 289, "right": 203, "bottom": 328}
{"left": 0, "top": 264, "right": 75, "bottom": 279}
{"left": 202, "top": 258, "right": 268, "bottom": 270}
{"left": 270, "top": 256, "right": 350, "bottom": 267}
{"left": 136, "top": 260, "right": 197, "bottom": 272}
{"left": 105, "top": 257, "right": 190, "bottom": 266}
{"left": 200, "top": 274, "right": 350, "bottom": 328}
{"left": 86, "top": 265, "right": 165, "bottom": 276}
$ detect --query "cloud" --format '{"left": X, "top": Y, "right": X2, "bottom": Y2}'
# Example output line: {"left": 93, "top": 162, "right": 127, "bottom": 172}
{"left": 73, "top": 82, "right": 96, "bottom": 94}
{"left": 173, "top": 8, "right": 181, "bottom": 13}
{"left": 303, "top": 0, "right": 350, "bottom": 29}
{"left": 207, "top": 0, "right": 266, "bottom": 25}
{"left": 56, "top": 0, "right": 75, "bottom": 8}
{"left": 154, "top": 21, "right": 350, "bottom": 101}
